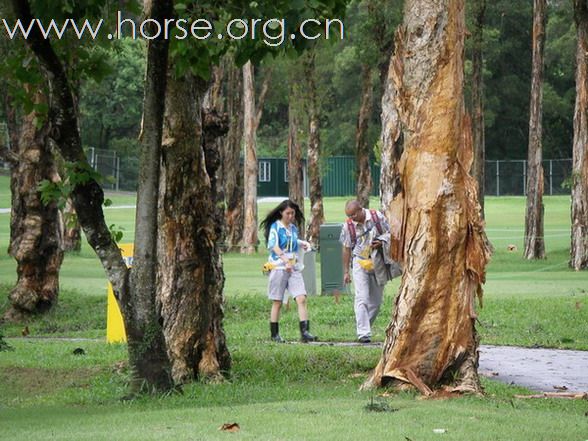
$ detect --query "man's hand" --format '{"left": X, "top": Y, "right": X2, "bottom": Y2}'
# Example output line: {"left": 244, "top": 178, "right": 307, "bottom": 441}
{"left": 371, "top": 239, "right": 382, "bottom": 250}
{"left": 344, "top": 271, "right": 351, "bottom": 284}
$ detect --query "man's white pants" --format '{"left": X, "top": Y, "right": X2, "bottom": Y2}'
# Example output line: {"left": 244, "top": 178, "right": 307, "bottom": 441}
{"left": 352, "top": 261, "right": 384, "bottom": 339}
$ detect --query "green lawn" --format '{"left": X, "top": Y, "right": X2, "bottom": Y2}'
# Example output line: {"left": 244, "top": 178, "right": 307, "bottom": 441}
{"left": 1, "top": 178, "right": 587, "bottom": 440}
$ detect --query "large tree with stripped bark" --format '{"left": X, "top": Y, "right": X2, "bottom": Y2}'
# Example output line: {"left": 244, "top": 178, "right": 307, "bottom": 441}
{"left": 570, "top": 0, "right": 588, "bottom": 270}
{"left": 363, "top": 0, "right": 491, "bottom": 395}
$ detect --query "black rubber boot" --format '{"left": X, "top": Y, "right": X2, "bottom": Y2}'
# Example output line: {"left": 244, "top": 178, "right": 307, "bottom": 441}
{"left": 270, "top": 322, "right": 285, "bottom": 343}
{"left": 299, "top": 320, "right": 318, "bottom": 343}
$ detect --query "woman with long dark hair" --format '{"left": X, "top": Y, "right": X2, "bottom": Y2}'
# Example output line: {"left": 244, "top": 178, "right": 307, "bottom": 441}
{"left": 260, "top": 199, "right": 318, "bottom": 343}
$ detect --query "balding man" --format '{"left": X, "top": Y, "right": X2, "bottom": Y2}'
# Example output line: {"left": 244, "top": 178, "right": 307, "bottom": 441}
{"left": 339, "top": 200, "right": 391, "bottom": 343}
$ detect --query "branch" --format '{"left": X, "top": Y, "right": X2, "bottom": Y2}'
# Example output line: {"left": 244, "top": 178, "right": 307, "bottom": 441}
{"left": 10, "top": 0, "right": 129, "bottom": 301}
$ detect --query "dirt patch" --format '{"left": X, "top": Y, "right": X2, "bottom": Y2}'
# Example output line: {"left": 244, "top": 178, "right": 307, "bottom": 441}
{"left": 0, "top": 366, "right": 102, "bottom": 398}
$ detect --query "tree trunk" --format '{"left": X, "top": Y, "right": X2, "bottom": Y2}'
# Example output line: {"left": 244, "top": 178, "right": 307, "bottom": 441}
{"left": 223, "top": 60, "right": 245, "bottom": 252}
{"left": 524, "top": 0, "right": 547, "bottom": 260}
{"left": 288, "top": 83, "right": 305, "bottom": 234}
{"left": 9, "top": 0, "right": 174, "bottom": 393}
{"left": 241, "top": 61, "right": 258, "bottom": 254}
{"left": 571, "top": 0, "right": 588, "bottom": 270}
{"left": 125, "top": 0, "right": 175, "bottom": 393}
{"left": 62, "top": 198, "right": 81, "bottom": 252}
{"left": 4, "top": 93, "right": 64, "bottom": 321}
{"left": 471, "top": 0, "right": 486, "bottom": 218}
{"left": 304, "top": 52, "right": 325, "bottom": 246}
{"left": 379, "top": 47, "right": 403, "bottom": 222}
{"left": 363, "top": 0, "right": 491, "bottom": 395}
{"left": 355, "top": 64, "right": 374, "bottom": 208}
{"left": 201, "top": 82, "right": 232, "bottom": 379}
{"left": 157, "top": 73, "right": 230, "bottom": 384}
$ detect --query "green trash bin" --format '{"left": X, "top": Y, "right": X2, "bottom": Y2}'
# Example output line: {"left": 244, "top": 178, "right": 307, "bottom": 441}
{"left": 301, "top": 250, "right": 317, "bottom": 296}
{"left": 319, "top": 223, "right": 345, "bottom": 295}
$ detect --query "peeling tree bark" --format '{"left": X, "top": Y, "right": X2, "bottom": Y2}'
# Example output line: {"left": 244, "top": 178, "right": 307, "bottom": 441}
{"left": 304, "top": 52, "right": 324, "bottom": 246}
{"left": 223, "top": 59, "right": 244, "bottom": 252}
{"left": 4, "top": 93, "right": 64, "bottom": 321}
{"left": 363, "top": 0, "right": 491, "bottom": 395}
{"left": 524, "top": 0, "right": 547, "bottom": 260}
{"left": 288, "top": 83, "right": 305, "bottom": 235}
{"left": 355, "top": 64, "right": 374, "bottom": 208}
{"left": 571, "top": 0, "right": 588, "bottom": 270}
{"left": 471, "top": 0, "right": 486, "bottom": 218}
{"left": 379, "top": 47, "right": 403, "bottom": 222}
{"left": 157, "top": 73, "right": 230, "bottom": 384}
{"left": 241, "top": 61, "right": 258, "bottom": 254}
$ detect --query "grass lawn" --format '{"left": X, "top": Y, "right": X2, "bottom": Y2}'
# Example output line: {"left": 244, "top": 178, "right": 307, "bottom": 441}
{"left": 1, "top": 177, "right": 587, "bottom": 440}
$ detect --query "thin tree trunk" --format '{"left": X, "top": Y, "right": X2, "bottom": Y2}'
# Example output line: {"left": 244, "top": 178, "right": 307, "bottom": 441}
{"left": 288, "top": 83, "right": 305, "bottom": 234}
{"left": 157, "top": 73, "right": 230, "bottom": 384}
{"left": 241, "top": 61, "right": 258, "bottom": 254}
{"left": 524, "top": 0, "right": 547, "bottom": 260}
{"left": 241, "top": 63, "right": 271, "bottom": 254}
{"left": 356, "top": 64, "right": 374, "bottom": 208}
{"left": 9, "top": 0, "right": 174, "bottom": 393}
{"left": 471, "top": 0, "right": 486, "bottom": 218}
{"left": 304, "top": 52, "right": 324, "bottom": 246}
{"left": 363, "top": 0, "right": 491, "bottom": 395}
{"left": 4, "top": 93, "right": 64, "bottom": 321}
{"left": 571, "top": 0, "right": 588, "bottom": 270}
{"left": 62, "top": 72, "right": 82, "bottom": 252}
{"left": 126, "top": 0, "right": 175, "bottom": 392}
{"left": 223, "top": 59, "right": 244, "bottom": 252}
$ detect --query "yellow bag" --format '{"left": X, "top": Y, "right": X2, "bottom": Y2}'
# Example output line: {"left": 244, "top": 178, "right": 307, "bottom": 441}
{"left": 357, "top": 258, "right": 374, "bottom": 272}
{"left": 262, "top": 262, "right": 276, "bottom": 275}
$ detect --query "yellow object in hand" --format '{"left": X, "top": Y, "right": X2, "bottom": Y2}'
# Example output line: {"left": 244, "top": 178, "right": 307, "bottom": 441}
{"left": 262, "top": 262, "right": 276, "bottom": 275}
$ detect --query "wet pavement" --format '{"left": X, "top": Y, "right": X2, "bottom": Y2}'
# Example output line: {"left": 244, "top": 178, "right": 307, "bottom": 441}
{"left": 478, "top": 344, "right": 588, "bottom": 393}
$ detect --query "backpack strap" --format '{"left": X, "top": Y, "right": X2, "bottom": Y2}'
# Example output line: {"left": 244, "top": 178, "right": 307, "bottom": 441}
{"left": 370, "top": 209, "right": 384, "bottom": 235}
{"left": 346, "top": 218, "right": 357, "bottom": 249}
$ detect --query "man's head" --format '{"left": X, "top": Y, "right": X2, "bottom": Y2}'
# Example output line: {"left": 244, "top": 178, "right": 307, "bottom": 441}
{"left": 345, "top": 200, "right": 365, "bottom": 223}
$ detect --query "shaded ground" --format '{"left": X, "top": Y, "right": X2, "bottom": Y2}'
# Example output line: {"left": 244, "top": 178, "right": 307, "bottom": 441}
{"left": 6, "top": 337, "right": 588, "bottom": 393}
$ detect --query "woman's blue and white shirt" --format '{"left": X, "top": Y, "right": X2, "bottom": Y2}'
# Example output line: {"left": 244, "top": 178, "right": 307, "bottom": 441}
{"left": 267, "top": 221, "right": 303, "bottom": 269}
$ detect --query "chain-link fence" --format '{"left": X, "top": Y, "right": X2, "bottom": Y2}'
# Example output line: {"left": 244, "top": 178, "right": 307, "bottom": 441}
{"left": 86, "top": 147, "right": 119, "bottom": 190}
{"left": 485, "top": 159, "right": 572, "bottom": 196}
{"left": 85, "top": 148, "right": 139, "bottom": 192}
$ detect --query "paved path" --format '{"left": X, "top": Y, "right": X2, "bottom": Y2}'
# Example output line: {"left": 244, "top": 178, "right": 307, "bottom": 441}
{"left": 308, "top": 341, "right": 588, "bottom": 392}
{"left": 478, "top": 344, "right": 588, "bottom": 393}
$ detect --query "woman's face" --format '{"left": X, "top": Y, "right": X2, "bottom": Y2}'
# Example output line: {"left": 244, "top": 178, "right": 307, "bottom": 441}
{"left": 281, "top": 207, "right": 295, "bottom": 224}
